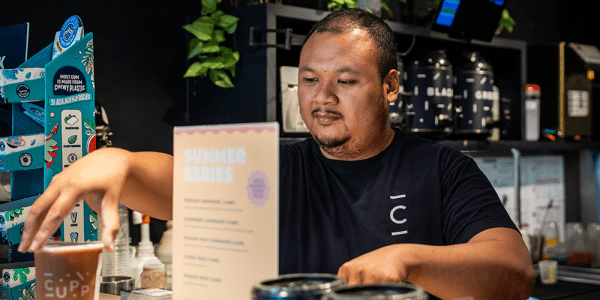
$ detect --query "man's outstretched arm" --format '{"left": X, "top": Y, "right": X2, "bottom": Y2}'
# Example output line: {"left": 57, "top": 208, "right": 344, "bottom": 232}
{"left": 338, "top": 227, "right": 535, "bottom": 300}
{"left": 19, "top": 147, "right": 174, "bottom": 253}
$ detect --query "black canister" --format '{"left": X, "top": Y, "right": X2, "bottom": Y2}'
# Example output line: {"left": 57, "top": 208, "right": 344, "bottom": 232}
{"left": 454, "top": 51, "right": 498, "bottom": 137}
{"left": 321, "top": 284, "right": 428, "bottom": 300}
{"left": 251, "top": 273, "right": 346, "bottom": 300}
{"left": 389, "top": 53, "right": 406, "bottom": 126}
{"left": 407, "top": 50, "right": 454, "bottom": 135}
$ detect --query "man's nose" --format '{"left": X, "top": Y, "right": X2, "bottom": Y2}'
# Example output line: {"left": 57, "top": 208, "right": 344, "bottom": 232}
{"left": 313, "top": 81, "right": 338, "bottom": 105}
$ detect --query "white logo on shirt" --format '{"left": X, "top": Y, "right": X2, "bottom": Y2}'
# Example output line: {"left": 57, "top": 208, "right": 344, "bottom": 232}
{"left": 390, "top": 195, "right": 408, "bottom": 236}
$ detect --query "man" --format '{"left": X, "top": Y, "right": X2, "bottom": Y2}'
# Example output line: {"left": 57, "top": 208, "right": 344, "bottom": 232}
{"left": 19, "top": 8, "right": 534, "bottom": 300}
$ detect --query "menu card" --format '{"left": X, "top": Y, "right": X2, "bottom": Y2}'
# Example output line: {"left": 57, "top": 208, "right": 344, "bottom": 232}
{"left": 172, "top": 123, "right": 279, "bottom": 299}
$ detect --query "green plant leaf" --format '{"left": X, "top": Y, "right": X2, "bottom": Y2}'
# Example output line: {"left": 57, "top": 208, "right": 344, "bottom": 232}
{"left": 213, "top": 30, "right": 226, "bottom": 43}
{"left": 495, "top": 9, "right": 516, "bottom": 35}
{"left": 224, "top": 23, "right": 238, "bottom": 34}
{"left": 199, "top": 15, "right": 216, "bottom": 25}
{"left": 188, "top": 38, "right": 203, "bottom": 58}
{"left": 221, "top": 51, "right": 239, "bottom": 68}
{"left": 212, "top": 10, "right": 225, "bottom": 19}
{"left": 204, "top": 57, "right": 227, "bottom": 69}
{"left": 217, "top": 14, "right": 239, "bottom": 29}
{"left": 201, "top": 0, "right": 218, "bottom": 14}
{"left": 200, "top": 44, "right": 220, "bottom": 54}
{"left": 184, "top": 62, "right": 210, "bottom": 78}
{"left": 183, "top": 18, "right": 214, "bottom": 41}
{"left": 220, "top": 46, "right": 232, "bottom": 55}
{"left": 381, "top": 2, "right": 390, "bottom": 12}
{"left": 210, "top": 69, "right": 234, "bottom": 88}
{"left": 346, "top": 0, "right": 358, "bottom": 8}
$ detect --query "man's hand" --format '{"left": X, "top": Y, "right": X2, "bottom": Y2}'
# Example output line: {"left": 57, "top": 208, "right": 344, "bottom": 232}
{"left": 18, "top": 148, "right": 173, "bottom": 253}
{"left": 337, "top": 228, "right": 535, "bottom": 300}
{"left": 337, "top": 244, "right": 415, "bottom": 286}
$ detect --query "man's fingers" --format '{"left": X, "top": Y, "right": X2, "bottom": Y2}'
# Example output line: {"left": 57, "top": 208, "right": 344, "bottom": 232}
{"left": 100, "top": 194, "right": 120, "bottom": 252}
{"left": 18, "top": 188, "right": 61, "bottom": 253}
{"left": 27, "top": 191, "right": 81, "bottom": 252}
{"left": 338, "top": 265, "right": 363, "bottom": 286}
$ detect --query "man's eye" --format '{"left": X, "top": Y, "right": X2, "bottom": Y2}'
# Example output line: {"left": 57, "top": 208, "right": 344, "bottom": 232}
{"left": 303, "top": 78, "right": 318, "bottom": 83}
{"left": 338, "top": 80, "right": 356, "bottom": 85}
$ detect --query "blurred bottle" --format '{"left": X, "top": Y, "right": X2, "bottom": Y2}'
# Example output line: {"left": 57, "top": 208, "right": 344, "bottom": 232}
{"left": 542, "top": 222, "right": 559, "bottom": 261}
{"left": 156, "top": 220, "right": 172, "bottom": 290}
{"left": 101, "top": 203, "right": 133, "bottom": 277}
{"left": 132, "top": 212, "right": 165, "bottom": 288}
{"left": 525, "top": 84, "right": 541, "bottom": 141}
{"left": 566, "top": 222, "right": 592, "bottom": 267}
{"left": 587, "top": 223, "right": 600, "bottom": 267}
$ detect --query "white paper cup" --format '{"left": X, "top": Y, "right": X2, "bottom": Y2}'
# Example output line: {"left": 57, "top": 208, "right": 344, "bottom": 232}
{"left": 539, "top": 260, "right": 558, "bottom": 285}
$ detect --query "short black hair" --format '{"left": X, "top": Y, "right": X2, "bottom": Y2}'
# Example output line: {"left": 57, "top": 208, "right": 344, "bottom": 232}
{"left": 303, "top": 8, "right": 398, "bottom": 82}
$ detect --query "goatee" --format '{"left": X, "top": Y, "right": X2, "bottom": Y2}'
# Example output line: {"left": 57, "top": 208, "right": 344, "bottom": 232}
{"left": 313, "top": 134, "right": 349, "bottom": 151}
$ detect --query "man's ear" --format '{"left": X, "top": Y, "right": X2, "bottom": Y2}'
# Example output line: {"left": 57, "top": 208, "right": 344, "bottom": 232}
{"left": 383, "top": 69, "right": 400, "bottom": 104}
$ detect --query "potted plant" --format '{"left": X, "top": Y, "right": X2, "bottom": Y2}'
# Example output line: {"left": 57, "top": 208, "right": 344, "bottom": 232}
{"left": 183, "top": 0, "right": 241, "bottom": 88}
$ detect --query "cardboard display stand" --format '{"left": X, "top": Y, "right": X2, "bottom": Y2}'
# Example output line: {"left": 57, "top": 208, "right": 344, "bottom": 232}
{"left": 0, "top": 17, "right": 96, "bottom": 300}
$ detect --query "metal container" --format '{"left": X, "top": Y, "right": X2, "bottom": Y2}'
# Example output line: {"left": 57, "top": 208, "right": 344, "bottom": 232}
{"left": 407, "top": 50, "right": 454, "bottom": 135}
{"left": 454, "top": 51, "right": 497, "bottom": 137}
{"left": 251, "top": 273, "right": 346, "bottom": 300}
{"left": 100, "top": 275, "right": 135, "bottom": 295}
{"left": 321, "top": 283, "right": 428, "bottom": 300}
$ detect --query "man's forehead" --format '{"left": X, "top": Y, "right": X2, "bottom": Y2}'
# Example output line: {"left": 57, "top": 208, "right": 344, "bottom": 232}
{"left": 307, "top": 28, "right": 367, "bottom": 42}
{"left": 301, "top": 30, "right": 371, "bottom": 58}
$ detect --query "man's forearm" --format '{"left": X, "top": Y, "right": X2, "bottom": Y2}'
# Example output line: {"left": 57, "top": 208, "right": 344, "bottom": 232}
{"left": 119, "top": 150, "right": 174, "bottom": 220}
{"left": 405, "top": 228, "right": 535, "bottom": 299}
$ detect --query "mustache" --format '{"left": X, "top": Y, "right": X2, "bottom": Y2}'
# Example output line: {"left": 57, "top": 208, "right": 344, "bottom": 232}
{"left": 311, "top": 107, "right": 343, "bottom": 118}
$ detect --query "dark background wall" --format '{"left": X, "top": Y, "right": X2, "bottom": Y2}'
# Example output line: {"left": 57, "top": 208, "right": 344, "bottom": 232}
{"left": 3, "top": 0, "right": 597, "bottom": 155}
{"left": 2, "top": 0, "right": 597, "bottom": 242}
{"left": 3, "top": 0, "right": 202, "bottom": 156}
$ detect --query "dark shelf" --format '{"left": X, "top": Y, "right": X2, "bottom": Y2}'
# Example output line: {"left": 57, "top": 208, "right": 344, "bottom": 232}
{"left": 439, "top": 140, "right": 600, "bottom": 154}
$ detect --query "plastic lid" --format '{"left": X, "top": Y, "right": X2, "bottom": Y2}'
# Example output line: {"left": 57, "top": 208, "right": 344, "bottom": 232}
{"left": 411, "top": 50, "right": 452, "bottom": 69}
{"left": 252, "top": 273, "right": 346, "bottom": 299}
{"left": 526, "top": 84, "right": 541, "bottom": 93}
{"left": 132, "top": 211, "right": 143, "bottom": 225}
{"left": 143, "top": 263, "right": 166, "bottom": 272}
{"left": 321, "top": 284, "right": 426, "bottom": 300}
{"left": 457, "top": 51, "right": 493, "bottom": 72}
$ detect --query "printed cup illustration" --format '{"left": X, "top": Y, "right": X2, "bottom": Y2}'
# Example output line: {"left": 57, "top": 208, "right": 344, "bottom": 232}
{"left": 539, "top": 260, "right": 558, "bottom": 285}
{"left": 34, "top": 241, "right": 104, "bottom": 300}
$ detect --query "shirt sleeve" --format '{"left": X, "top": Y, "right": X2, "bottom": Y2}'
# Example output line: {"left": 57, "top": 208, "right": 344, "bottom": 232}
{"left": 440, "top": 149, "right": 519, "bottom": 245}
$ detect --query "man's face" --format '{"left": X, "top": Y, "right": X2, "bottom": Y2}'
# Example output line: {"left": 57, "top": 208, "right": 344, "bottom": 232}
{"left": 298, "top": 29, "right": 394, "bottom": 157}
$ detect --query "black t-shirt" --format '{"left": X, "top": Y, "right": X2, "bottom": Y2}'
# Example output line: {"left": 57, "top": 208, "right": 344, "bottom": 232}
{"left": 279, "top": 129, "right": 517, "bottom": 275}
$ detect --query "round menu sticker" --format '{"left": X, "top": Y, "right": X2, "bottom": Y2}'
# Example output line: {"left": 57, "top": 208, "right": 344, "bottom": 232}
{"left": 247, "top": 171, "right": 270, "bottom": 206}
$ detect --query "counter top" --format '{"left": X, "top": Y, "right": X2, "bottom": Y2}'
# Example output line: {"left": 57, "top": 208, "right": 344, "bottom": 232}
{"left": 100, "top": 293, "right": 120, "bottom": 300}
{"left": 532, "top": 278, "right": 600, "bottom": 299}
